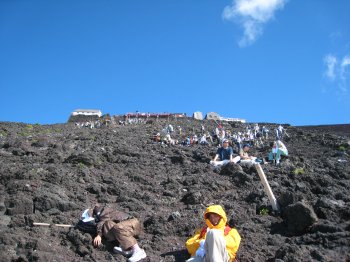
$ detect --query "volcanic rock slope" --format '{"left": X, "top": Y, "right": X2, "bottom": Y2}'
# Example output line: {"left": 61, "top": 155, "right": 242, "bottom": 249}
{"left": 0, "top": 119, "right": 349, "bottom": 262}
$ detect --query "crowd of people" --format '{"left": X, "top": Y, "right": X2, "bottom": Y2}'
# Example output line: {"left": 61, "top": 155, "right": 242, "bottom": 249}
{"left": 74, "top": 118, "right": 112, "bottom": 129}
{"left": 76, "top": 120, "right": 290, "bottom": 261}
{"left": 152, "top": 122, "right": 289, "bottom": 167}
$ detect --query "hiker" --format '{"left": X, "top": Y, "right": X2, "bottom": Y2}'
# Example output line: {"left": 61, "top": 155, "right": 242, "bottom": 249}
{"left": 254, "top": 131, "right": 263, "bottom": 148}
{"left": 206, "top": 132, "right": 213, "bottom": 143}
{"left": 168, "top": 124, "right": 174, "bottom": 133}
{"left": 153, "top": 133, "right": 161, "bottom": 143}
{"left": 261, "top": 126, "right": 269, "bottom": 140}
{"left": 192, "top": 134, "right": 199, "bottom": 144}
{"left": 276, "top": 125, "right": 284, "bottom": 140}
{"left": 210, "top": 139, "right": 240, "bottom": 167}
{"left": 253, "top": 123, "right": 259, "bottom": 137}
{"left": 268, "top": 140, "right": 288, "bottom": 165}
{"left": 233, "top": 132, "right": 243, "bottom": 152}
{"left": 80, "top": 205, "right": 147, "bottom": 262}
{"left": 186, "top": 205, "right": 241, "bottom": 262}
{"left": 199, "top": 134, "right": 209, "bottom": 145}
{"left": 217, "top": 129, "right": 226, "bottom": 145}
{"left": 164, "top": 134, "right": 176, "bottom": 145}
{"left": 238, "top": 144, "right": 257, "bottom": 164}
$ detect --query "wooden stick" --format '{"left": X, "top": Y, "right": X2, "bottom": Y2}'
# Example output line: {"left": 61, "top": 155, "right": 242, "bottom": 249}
{"left": 33, "top": 222, "right": 50, "bottom": 226}
{"left": 33, "top": 222, "right": 73, "bottom": 227}
{"left": 255, "top": 163, "right": 280, "bottom": 211}
{"left": 54, "top": 224, "right": 74, "bottom": 227}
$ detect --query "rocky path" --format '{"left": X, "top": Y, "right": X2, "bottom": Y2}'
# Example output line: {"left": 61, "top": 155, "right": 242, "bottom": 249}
{"left": 0, "top": 120, "right": 349, "bottom": 262}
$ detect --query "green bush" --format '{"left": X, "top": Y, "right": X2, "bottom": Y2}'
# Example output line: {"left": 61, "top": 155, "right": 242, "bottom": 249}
{"left": 293, "top": 168, "right": 305, "bottom": 175}
{"left": 0, "top": 131, "right": 8, "bottom": 137}
{"left": 78, "top": 162, "right": 86, "bottom": 169}
{"left": 259, "top": 208, "right": 269, "bottom": 215}
{"left": 339, "top": 146, "right": 346, "bottom": 151}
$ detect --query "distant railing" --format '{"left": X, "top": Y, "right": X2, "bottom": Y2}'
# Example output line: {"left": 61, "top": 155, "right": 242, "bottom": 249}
{"left": 123, "top": 113, "right": 187, "bottom": 118}
{"left": 220, "top": 117, "right": 246, "bottom": 123}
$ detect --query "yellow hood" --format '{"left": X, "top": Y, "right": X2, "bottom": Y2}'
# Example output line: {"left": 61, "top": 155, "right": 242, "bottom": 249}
{"left": 204, "top": 205, "right": 227, "bottom": 230}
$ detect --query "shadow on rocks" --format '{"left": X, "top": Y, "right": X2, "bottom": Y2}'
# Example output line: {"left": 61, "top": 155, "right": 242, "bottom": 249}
{"left": 220, "top": 163, "right": 253, "bottom": 186}
{"left": 161, "top": 249, "right": 189, "bottom": 262}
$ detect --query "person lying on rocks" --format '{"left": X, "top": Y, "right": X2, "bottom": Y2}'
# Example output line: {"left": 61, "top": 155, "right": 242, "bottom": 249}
{"left": 268, "top": 140, "right": 288, "bottom": 165}
{"left": 210, "top": 139, "right": 240, "bottom": 167}
{"left": 238, "top": 144, "right": 257, "bottom": 165}
{"left": 185, "top": 204, "right": 241, "bottom": 262}
{"left": 80, "top": 205, "right": 147, "bottom": 262}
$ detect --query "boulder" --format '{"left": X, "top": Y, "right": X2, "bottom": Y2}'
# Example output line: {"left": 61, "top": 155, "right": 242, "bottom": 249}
{"left": 283, "top": 201, "right": 318, "bottom": 235}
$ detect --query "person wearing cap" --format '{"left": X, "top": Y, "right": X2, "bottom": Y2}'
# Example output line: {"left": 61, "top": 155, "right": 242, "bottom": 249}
{"left": 210, "top": 139, "right": 240, "bottom": 167}
{"left": 185, "top": 205, "right": 241, "bottom": 262}
{"left": 239, "top": 144, "right": 257, "bottom": 164}
{"left": 81, "top": 205, "right": 147, "bottom": 262}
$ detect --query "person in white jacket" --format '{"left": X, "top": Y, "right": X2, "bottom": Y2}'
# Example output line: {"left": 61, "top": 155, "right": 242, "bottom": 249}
{"left": 268, "top": 140, "right": 288, "bottom": 164}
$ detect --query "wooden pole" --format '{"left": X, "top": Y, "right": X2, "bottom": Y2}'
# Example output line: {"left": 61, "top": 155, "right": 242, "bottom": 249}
{"left": 255, "top": 163, "right": 280, "bottom": 211}
{"left": 33, "top": 222, "right": 73, "bottom": 228}
{"left": 54, "top": 224, "right": 74, "bottom": 228}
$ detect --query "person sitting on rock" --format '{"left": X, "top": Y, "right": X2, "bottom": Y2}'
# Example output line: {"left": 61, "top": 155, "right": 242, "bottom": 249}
{"left": 192, "top": 134, "right": 199, "bottom": 144}
{"left": 185, "top": 204, "right": 241, "bottom": 262}
{"left": 153, "top": 133, "right": 161, "bottom": 143}
{"left": 199, "top": 134, "right": 209, "bottom": 145}
{"left": 81, "top": 205, "right": 147, "bottom": 262}
{"left": 210, "top": 139, "right": 240, "bottom": 167}
{"left": 206, "top": 131, "right": 213, "bottom": 143}
{"left": 268, "top": 140, "right": 288, "bottom": 165}
{"left": 164, "top": 133, "right": 176, "bottom": 145}
{"left": 238, "top": 144, "right": 257, "bottom": 165}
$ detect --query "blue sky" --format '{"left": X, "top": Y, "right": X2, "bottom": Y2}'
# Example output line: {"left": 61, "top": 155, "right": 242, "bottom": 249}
{"left": 1, "top": 0, "right": 349, "bottom": 126}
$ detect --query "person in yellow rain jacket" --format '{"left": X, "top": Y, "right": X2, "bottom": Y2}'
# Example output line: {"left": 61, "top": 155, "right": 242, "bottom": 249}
{"left": 186, "top": 205, "right": 241, "bottom": 262}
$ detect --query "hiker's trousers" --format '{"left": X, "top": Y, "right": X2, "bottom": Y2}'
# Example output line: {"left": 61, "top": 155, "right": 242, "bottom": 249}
{"left": 103, "top": 218, "right": 141, "bottom": 250}
{"left": 186, "top": 229, "right": 230, "bottom": 262}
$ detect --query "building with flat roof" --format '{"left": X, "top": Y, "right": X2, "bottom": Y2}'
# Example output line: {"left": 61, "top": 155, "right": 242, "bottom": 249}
{"left": 68, "top": 109, "right": 103, "bottom": 123}
{"left": 193, "top": 111, "right": 203, "bottom": 120}
{"left": 205, "top": 112, "right": 221, "bottom": 121}
{"left": 71, "top": 109, "right": 102, "bottom": 117}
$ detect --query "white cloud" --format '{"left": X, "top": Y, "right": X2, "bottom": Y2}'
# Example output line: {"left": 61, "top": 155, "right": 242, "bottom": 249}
{"left": 341, "top": 55, "right": 350, "bottom": 67}
{"left": 340, "top": 56, "right": 350, "bottom": 80}
{"left": 323, "top": 54, "right": 350, "bottom": 95}
{"left": 340, "top": 56, "right": 350, "bottom": 93}
{"left": 323, "top": 54, "right": 337, "bottom": 81}
{"left": 223, "top": 0, "right": 287, "bottom": 47}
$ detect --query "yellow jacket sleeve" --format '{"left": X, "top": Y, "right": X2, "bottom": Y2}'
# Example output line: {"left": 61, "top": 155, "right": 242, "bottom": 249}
{"left": 185, "top": 228, "right": 203, "bottom": 257}
{"left": 225, "top": 228, "right": 241, "bottom": 261}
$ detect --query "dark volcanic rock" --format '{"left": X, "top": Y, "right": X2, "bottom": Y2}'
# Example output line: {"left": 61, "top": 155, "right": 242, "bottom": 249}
{"left": 0, "top": 120, "right": 349, "bottom": 261}
{"left": 283, "top": 201, "right": 318, "bottom": 235}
